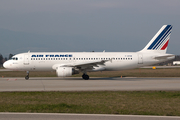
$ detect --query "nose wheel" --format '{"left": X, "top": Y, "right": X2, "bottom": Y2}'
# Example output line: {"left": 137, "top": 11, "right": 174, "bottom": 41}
{"left": 82, "top": 73, "right": 89, "bottom": 80}
{"left": 25, "top": 71, "right": 29, "bottom": 80}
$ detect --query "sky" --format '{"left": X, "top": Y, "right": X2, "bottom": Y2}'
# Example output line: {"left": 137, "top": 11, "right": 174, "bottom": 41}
{"left": 0, "top": 0, "right": 180, "bottom": 57}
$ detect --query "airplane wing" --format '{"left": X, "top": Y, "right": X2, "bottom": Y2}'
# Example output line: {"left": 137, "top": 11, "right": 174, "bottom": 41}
{"left": 52, "top": 59, "right": 112, "bottom": 71}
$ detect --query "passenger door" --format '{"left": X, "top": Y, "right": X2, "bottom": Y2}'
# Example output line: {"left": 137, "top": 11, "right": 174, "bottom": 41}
{"left": 138, "top": 54, "right": 143, "bottom": 64}
{"left": 24, "top": 55, "right": 29, "bottom": 65}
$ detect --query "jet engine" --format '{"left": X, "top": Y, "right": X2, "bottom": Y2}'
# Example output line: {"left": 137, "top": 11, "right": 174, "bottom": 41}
{"left": 56, "top": 67, "right": 79, "bottom": 77}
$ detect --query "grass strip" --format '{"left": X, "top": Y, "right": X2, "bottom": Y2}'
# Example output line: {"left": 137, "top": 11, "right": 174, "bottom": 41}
{"left": 0, "top": 91, "right": 180, "bottom": 116}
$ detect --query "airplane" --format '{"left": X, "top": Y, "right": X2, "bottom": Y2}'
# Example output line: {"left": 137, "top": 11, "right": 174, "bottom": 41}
{"left": 3, "top": 25, "right": 175, "bottom": 80}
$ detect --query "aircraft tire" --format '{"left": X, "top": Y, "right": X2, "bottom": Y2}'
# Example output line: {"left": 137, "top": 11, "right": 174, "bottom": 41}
{"left": 82, "top": 74, "right": 89, "bottom": 80}
{"left": 25, "top": 76, "right": 29, "bottom": 80}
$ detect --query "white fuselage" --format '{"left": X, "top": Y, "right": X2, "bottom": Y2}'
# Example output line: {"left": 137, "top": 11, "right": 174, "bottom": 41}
{"left": 3, "top": 51, "right": 174, "bottom": 72}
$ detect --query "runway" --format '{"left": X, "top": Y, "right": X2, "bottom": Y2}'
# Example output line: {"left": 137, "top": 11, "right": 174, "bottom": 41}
{"left": 0, "top": 77, "right": 180, "bottom": 91}
{"left": 1, "top": 113, "right": 180, "bottom": 120}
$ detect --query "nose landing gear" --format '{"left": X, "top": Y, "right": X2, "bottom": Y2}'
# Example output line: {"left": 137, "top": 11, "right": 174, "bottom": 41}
{"left": 25, "top": 71, "right": 29, "bottom": 80}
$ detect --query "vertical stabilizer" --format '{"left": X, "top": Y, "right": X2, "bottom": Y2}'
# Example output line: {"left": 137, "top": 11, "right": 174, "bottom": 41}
{"left": 141, "top": 25, "right": 172, "bottom": 53}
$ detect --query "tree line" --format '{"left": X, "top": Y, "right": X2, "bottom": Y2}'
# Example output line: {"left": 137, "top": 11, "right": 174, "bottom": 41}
{"left": 0, "top": 53, "right": 14, "bottom": 67}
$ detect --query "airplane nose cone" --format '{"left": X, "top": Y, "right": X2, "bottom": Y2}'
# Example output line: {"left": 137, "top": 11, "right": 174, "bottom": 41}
{"left": 3, "top": 62, "right": 7, "bottom": 68}
{"left": 3, "top": 61, "right": 9, "bottom": 69}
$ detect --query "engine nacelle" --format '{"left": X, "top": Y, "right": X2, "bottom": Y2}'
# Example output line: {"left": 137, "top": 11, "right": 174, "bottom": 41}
{"left": 56, "top": 67, "right": 79, "bottom": 77}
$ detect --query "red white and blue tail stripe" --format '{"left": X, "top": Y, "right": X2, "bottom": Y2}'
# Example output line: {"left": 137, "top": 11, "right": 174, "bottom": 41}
{"left": 141, "top": 25, "right": 172, "bottom": 53}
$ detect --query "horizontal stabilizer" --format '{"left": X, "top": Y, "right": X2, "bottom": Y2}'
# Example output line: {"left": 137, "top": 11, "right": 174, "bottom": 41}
{"left": 153, "top": 55, "right": 175, "bottom": 60}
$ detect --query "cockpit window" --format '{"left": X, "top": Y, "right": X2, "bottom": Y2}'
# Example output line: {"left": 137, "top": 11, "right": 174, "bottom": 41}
{"left": 10, "top": 57, "right": 18, "bottom": 60}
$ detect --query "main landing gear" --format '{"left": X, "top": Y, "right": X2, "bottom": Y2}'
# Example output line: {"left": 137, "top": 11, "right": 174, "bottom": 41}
{"left": 82, "top": 73, "right": 89, "bottom": 80}
{"left": 25, "top": 71, "right": 29, "bottom": 80}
